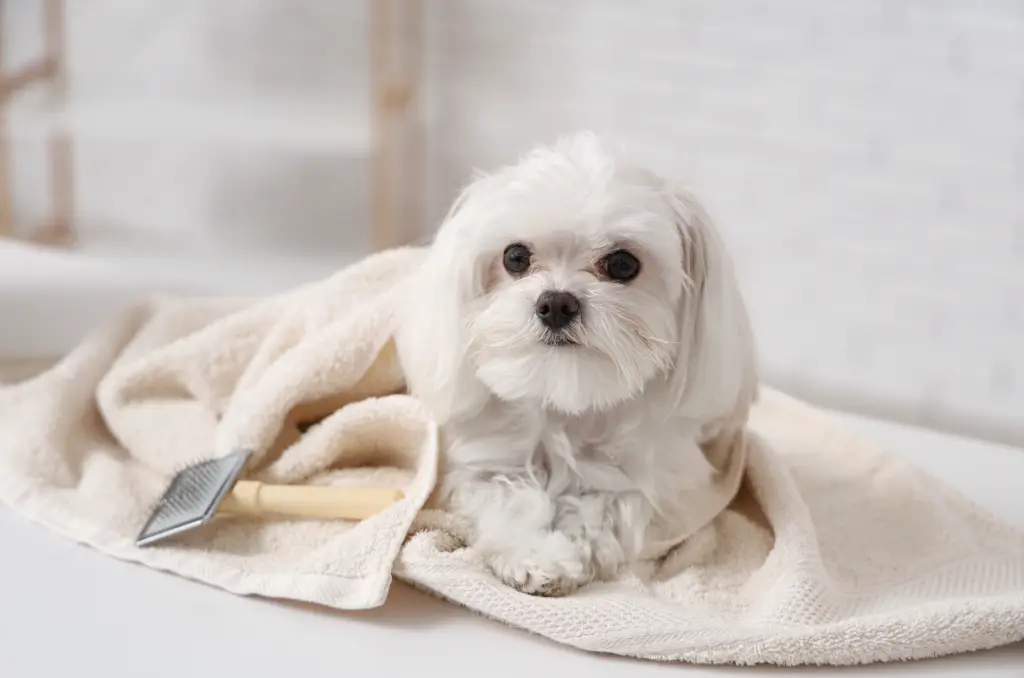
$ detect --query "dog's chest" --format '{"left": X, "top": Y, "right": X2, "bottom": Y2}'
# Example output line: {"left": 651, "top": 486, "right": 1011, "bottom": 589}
{"left": 529, "top": 407, "right": 674, "bottom": 495}
{"left": 540, "top": 407, "right": 646, "bottom": 463}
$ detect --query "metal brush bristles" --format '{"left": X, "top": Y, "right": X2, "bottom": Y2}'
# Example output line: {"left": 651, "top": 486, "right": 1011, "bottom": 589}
{"left": 136, "top": 449, "right": 252, "bottom": 547}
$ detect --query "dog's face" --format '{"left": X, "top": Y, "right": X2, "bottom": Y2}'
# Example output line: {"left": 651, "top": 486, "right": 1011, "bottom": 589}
{"left": 398, "top": 133, "right": 756, "bottom": 424}
{"left": 462, "top": 167, "right": 686, "bottom": 414}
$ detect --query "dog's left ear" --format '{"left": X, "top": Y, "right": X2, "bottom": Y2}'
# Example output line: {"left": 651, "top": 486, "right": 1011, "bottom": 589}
{"left": 664, "top": 184, "right": 758, "bottom": 441}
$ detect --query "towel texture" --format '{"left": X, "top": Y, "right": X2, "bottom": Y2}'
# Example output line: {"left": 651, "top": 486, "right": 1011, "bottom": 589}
{"left": 1, "top": 246, "right": 1022, "bottom": 666}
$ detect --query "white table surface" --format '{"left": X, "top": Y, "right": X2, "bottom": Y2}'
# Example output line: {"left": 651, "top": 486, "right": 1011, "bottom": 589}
{"left": 2, "top": 240, "right": 1022, "bottom": 675}
{"left": 2, "top": 407, "right": 1022, "bottom": 678}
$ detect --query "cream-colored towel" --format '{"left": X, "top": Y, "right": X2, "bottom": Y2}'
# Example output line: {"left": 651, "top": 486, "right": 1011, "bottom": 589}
{"left": 1, "top": 246, "right": 1022, "bottom": 666}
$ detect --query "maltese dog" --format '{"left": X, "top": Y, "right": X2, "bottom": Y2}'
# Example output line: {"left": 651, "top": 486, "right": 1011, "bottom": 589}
{"left": 395, "top": 132, "right": 758, "bottom": 596}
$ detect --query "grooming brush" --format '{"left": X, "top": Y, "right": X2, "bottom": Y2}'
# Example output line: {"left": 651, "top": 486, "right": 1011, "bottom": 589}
{"left": 136, "top": 449, "right": 405, "bottom": 547}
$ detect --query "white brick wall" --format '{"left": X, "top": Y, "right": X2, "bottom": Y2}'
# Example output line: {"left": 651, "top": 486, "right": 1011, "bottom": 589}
{"left": 423, "top": 0, "right": 1024, "bottom": 443}
{"left": 5, "top": 1, "right": 1023, "bottom": 442}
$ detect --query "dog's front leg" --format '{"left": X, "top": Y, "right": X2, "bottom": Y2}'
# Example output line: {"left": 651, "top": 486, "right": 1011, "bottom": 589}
{"left": 447, "top": 474, "right": 596, "bottom": 596}
{"left": 450, "top": 474, "right": 653, "bottom": 596}
{"left": 550, "top": 489, "right": 653, "bottom": 586}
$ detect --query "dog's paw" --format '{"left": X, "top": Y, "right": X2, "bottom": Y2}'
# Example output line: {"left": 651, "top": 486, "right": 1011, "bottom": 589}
{"left": 487, "top": 531, "right": 593, "bottom": 597}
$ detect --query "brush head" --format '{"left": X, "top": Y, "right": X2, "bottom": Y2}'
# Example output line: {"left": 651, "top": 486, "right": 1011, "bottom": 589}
{"left": 136, "top": 449, "right": 252, "bottom": 547}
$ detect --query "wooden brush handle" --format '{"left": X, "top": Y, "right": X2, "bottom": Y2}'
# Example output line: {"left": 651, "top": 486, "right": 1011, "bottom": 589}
{"left": 220, "top": 481, "right": 404, "bottom": 521}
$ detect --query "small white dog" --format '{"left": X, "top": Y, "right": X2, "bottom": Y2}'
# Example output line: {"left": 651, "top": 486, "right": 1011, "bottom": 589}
{"left": 395, "top": 132, "right": 758, "bottom": 596}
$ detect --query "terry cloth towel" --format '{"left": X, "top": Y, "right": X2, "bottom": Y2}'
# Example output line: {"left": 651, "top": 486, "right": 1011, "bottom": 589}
{"left": 1, "top": 246, "right": 1023, "bottom": 666}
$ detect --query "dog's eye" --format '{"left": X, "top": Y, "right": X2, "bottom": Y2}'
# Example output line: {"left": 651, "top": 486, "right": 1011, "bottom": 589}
{"left": 503, "top": 244, "right": 532, "bottom": 275}
{"left": 602, "top": 250, "right": 641, "bottom": 282}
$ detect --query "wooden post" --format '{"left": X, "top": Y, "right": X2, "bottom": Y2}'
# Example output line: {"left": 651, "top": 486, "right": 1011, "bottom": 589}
{"left": 403, "top": 0, "right": 424, "bottom": 246}
{"left": 0, "top": 0, "right": 73, "bottom": 246}
{"left": 370, "top": 0, "right": 395, "bottom": 251}
{"left": 38, "top": 0, "right": 74, "bottom": 246}
{"left": 370, "top": 0, "right": 423, "bottom": 251}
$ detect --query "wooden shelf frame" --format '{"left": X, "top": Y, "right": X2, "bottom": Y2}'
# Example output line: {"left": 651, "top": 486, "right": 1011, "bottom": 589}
{"left": 1, "top": 0, "right": 426, "bottom": 252}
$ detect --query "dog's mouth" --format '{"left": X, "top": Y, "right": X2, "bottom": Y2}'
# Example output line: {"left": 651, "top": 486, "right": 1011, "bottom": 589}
{"left": 541, "top": 333, "right": 579, "bottom": 347}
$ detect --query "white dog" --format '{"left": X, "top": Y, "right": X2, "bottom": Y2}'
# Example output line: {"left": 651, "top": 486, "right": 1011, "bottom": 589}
{"left": 395, "top": 132, "right": 758, "bottom": 596}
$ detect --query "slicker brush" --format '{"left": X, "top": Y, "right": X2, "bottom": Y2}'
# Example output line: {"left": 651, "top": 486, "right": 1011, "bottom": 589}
{"left": 136, "top": 450, "right": 405, "bottom": 547}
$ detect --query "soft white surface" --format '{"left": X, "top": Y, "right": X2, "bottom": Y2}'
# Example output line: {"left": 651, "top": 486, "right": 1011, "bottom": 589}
{"left": 1, "top": 407, "right": 1021, "bottom": 676}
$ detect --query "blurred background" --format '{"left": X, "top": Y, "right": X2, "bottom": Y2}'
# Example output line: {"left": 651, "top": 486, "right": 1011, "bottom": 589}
{"left": 1, "top": 1, "right": 1022, "bottom": 445}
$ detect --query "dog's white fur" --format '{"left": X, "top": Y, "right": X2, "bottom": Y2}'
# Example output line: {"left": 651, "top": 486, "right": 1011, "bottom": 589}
{"left": 395, "top": 133, "right": 758, "bottom": 596}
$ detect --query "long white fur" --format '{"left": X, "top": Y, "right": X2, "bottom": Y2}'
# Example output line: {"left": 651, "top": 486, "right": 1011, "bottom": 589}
{"left": 395, "top": 132, "right": 758, "bottom": 596}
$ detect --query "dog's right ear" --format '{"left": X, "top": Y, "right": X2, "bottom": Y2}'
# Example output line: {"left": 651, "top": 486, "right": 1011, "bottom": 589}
{"left": 394, "top": 175, "right": 494, "bottom": 424}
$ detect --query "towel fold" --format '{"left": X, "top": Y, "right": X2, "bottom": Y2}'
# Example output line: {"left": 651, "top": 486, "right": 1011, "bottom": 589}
{"left": 2, "top": 246, "right": 1022, "bottom": 666}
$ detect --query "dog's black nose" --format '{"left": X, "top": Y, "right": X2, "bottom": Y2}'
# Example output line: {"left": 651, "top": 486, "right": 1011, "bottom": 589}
{"left": 535, "top": 290, "right": 580, "bottom": 330}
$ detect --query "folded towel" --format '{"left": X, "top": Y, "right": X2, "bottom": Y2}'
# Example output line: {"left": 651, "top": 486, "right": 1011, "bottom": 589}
{"left": 1, "top": 246, "right": 1022, "bottom": 666}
